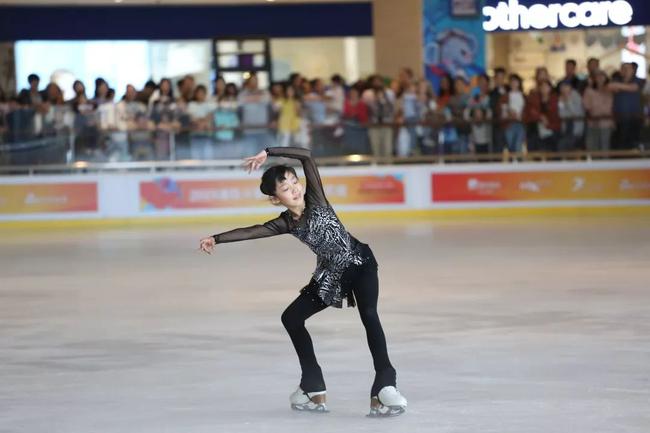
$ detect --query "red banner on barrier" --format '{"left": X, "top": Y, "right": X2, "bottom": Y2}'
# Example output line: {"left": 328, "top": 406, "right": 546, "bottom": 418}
{"left": 0, "top": 183, "right": 98, "bottom": 214}
{"left": 432, "top": 169, "right": 650, "bottom": 202}
{"left": 140, "top": 175, "right": 405, "bottom": 210}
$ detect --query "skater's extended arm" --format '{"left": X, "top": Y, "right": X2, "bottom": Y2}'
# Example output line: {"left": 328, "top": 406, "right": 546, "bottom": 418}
{"left": 265, "top": 147, "right": 327, "bottom": 205}
{"left": 211, "top": 215, "right": 289, "bottom": 244}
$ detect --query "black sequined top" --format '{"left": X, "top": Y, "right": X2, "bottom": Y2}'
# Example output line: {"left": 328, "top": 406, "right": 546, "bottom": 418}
{"left": 211, "top": 146, "right": 371, "bottom": 308}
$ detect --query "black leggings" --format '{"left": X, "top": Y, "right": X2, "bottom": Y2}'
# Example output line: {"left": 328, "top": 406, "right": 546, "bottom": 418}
{"left": 280, "top": 260, "right": 396, "bottom": 397}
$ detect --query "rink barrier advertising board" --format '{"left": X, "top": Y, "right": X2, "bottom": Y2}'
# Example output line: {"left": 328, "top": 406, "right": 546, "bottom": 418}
{"left": 322, "top": 174, "right": 405, "bottom": 205}
{"left": 0, "top": 182, "right": 98, "bottom": 214}
{"left": 1, "top": 162, "right": 649, "bottom": 222}
{"left": 431, "top": 168, "right": 650, "bottom": 202}
{"left": 140, "top": 178, "right": 265, "bottom": 210}
{"left": 139, "top": 174, "right": 406, "bottom": 211}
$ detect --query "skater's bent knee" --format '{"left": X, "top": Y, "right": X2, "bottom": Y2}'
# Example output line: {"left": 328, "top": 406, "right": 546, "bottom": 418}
{"left": 281, "top": 309, "right": 304, "bottom": 331}
{"left": 359, "top": 307, "right": 379, "bottom": 322}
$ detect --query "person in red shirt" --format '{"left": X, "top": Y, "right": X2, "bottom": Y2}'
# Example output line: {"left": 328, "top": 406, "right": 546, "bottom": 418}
{"left": 524, "top": 79, "right": 561, "bottom": 152}
{"left": 340, "top": 87, "right": 369, "bottom": 152}
{"left": 343, "top": 87, "right": 369, "bottom": 123}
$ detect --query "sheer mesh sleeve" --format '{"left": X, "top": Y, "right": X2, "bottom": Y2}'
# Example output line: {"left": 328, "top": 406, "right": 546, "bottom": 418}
{"left": 265, "top": 146, "right": 327, "bottom": 206}
{"left": 212, "top": 214, "right": 290, "bottom": 244}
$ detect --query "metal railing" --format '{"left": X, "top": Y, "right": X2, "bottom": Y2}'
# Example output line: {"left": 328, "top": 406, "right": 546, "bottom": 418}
{"left": 1, "top": 104, "right": 649, "bottom": 174}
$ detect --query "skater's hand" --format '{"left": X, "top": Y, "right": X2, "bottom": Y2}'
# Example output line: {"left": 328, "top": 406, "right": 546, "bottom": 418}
{"left": 242, "top": 150, "right": 267, "bottom": 173}
{"left": 199, "top": 236, "right": 216, "bottom": 255}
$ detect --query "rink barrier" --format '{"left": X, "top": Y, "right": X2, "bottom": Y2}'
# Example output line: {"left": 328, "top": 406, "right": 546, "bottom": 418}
{"left": 1, "top": 160, "right": 649, "bottom": 226}
{"left": 1, "top": 207, "right": 650, "bottom": 231}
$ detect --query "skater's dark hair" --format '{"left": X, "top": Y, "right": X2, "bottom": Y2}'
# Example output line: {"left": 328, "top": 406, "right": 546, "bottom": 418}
{"left": 260, "top": 164, "right": 298, "bottom": 196}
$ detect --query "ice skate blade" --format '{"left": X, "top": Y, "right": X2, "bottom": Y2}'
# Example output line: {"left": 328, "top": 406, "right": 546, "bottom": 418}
{"left": 367, "top": 406, "right": 406, "bottom": 418}
{"left": 291, "top": 403, "right": 330, "bottom": 413}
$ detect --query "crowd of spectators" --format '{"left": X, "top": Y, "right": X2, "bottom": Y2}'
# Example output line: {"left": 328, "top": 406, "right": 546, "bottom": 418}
{"left": 0, "top": 57, "right": 648, "bottom": 163}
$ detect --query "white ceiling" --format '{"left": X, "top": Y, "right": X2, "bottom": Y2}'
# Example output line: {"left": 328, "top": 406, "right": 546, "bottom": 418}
{"left": 0, "top": 0, "right": 369, "bottom": 5}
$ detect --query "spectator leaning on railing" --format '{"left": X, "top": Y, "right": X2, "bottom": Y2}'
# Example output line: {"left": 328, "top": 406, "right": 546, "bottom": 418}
{"left": 214, "top": 82, "right": 239, "bottom": 143}
{"left": 583, "top": 69, "right": 614, "bottom": 152}
{"left": 238, "top": 73, "right": 273, "bottom": 149}
{"left": 557, "top": 80, "right": 585, "bottom": 152}
{"left": 113, "top": 84, "right": 147, "bottom": 161}
{"left": 557, "top": 59, "right": 584, "bottom": 93}
{"left": 416, "top": 80, "right": 437, "bottom": 155}
{"left": 0, "top": 87, "right": 7, "bottom": 143}
{"left": 396, "top": 81, "right": 419, "bottom": 157}
{"left": 277, "top": 84, "right": 301, "bottom": 148}
{"left": 342, "top": 86, "right": 369, "bottom": 153}
{"left": 498, "top": 74, "right": 525, "bottom": 153}
{"left": 367, "top": 81, "right": 396, "bottom": 158}
{"left": 187, "top": 84, "right": 217, "bottom": 159}
{"left": 524, "top": 79, "right": 561, "bottom": 152}
{"left": 18, "top": 73, "right": 44, "bottom": 107}
{"left": 584, "top": 57, "right": 600, "bottom": 93}
{"left": 610, "top": 62, "right": 643, "bottom": 150}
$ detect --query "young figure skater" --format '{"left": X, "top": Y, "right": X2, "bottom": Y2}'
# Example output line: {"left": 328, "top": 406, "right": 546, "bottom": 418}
{"left": 199, "top": 146, "right": 407, "bottom": 417}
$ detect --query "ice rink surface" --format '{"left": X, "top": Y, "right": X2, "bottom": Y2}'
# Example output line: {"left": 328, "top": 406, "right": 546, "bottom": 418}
{"left": 1, "top": 216, "right": 649, "bottom": 433}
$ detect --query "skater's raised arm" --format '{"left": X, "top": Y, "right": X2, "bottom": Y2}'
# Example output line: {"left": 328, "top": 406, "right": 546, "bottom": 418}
{"left": 199, "top": 215, "right": 289, "bottom": 254}
{"left": 264, "top": 147, "right": 327, "bottom": 205}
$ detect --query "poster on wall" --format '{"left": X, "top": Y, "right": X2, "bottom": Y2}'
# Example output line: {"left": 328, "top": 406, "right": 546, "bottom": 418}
{"left": 0, "top": 182, "right": 98, "bottom": 214}
{"left": 431, "top": 169, "right": 650, "bottom": 202}
{"left": 423, "top": 0, "right": 485, "bottom": 93}
{"left": 450, "top": 0, "right": 480, "bottom": 17}
{"left": 140, "top": 175, "right": 405, "bottom": 211}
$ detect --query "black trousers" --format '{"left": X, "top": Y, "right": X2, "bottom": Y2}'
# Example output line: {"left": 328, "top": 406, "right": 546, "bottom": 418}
{"left": 614, "top": 117, "right": 642, "bottom": 150}
{"left": 280, "top": 252, "right": 397, "bottom": 397}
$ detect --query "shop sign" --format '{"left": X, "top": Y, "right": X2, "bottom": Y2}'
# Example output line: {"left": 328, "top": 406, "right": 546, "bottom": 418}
{"left": 483, "top": 0, "right": 634, "bottom": 31}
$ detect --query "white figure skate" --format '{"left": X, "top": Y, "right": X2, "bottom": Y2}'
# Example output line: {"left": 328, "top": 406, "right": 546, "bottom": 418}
{"left": 289, "top": 387, "right": 329, "bottom": 413}
{"left": 368, "top": 386, "right": 407, "bottom": 418}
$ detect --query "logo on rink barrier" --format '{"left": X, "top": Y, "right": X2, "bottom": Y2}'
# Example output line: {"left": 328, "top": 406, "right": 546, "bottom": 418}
{"left": 482, "top": 0, "right": 634, "bottom": 31}
{"left": 619, "top": 178, "right": 650, "bottom": 191}
{"left": 467, "top": 178, "right": 502, "bottom": 194}
{"left": 519, "top": 181, "right": 543, "bottom": 193}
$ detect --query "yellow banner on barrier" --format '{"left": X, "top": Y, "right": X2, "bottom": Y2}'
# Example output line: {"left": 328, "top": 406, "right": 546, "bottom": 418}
{"left": 0, "top": 183, "right": 98, "bottom": 214}
{"left": 432, "top": 169, "right": 650, "bottom": 202}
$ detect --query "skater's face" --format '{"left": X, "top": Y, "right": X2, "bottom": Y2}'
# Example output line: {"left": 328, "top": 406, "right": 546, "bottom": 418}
{"left": 272, "top": 171, "right": 305, "bottom": 209}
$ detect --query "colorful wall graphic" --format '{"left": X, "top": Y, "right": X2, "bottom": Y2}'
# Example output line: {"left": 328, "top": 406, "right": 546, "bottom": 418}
{"left": 423, "top": 0, "right": 486, "bottom": 93}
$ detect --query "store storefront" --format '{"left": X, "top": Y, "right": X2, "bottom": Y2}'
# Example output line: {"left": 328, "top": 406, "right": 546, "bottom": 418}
{"left": 482, "top": 0, "right": 650, "bottom": 84}
{"left": 423, "top": 0, "right": 650, "bottom": 91}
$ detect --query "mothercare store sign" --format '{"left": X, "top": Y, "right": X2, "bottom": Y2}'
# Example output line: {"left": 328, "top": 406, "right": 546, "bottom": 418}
{"left": 482, "top": 0, "right": 648, "bottom": 32}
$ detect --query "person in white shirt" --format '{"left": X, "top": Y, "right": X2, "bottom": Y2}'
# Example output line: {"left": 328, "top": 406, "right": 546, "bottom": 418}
{"left": 326, "top": 74, "right": 346, "bottom": 125}
{"left": 557, "top": 81, "right": 585, "bottom": 151}
{"left": 501, "top": 74, "right": 526, "bottom": 153}
{"left": 112, "top": 84, "right": 147, "bottom": 161}
{"left": 238, "top": 73, "right": 274, "bottom": 150}
{"left": 188, "top": 85, "right": 217, "bottom": 160}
